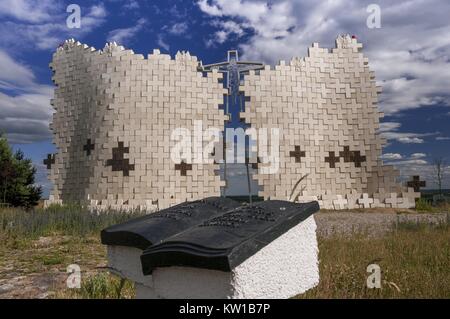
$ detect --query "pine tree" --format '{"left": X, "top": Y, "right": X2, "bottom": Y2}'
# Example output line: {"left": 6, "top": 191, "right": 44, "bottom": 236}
{"left": 0, "top": 134, "right": 42, "bottom": 208}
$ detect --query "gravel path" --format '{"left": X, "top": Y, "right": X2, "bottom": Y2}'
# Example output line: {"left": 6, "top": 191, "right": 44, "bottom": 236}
{"left": 315, "top": 211, "right": 448, "bottom": 238}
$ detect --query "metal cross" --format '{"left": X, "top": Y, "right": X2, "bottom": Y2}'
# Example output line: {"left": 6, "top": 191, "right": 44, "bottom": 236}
{"left": 202, "top": 50, "right": 264, "bottom": 114}
{"left": 201, "top": 51, "right": 264, "bottom": 200}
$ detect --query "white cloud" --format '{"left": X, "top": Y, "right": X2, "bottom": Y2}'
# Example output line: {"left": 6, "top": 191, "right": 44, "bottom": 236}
{"left": 167, "top": 22, "right": 189, "bottom": 35}
{"left": 157, "top": 35, "right": 170, "bottom": 51}
{"left": 0, "top": 2, "right": 107, "bottom": 50}
{"left": 0, "top": 50, "right": 53, "bottom": 144}
{"left": 197, "top": 0, "right": 450, "bottom": 115}
{"left": 410, "top": 153, "right": 427, "bottom": 159}
{"left": 381, "top": 130, "right": 431, "bottom": 144}
{"left": 88, "top": 4, "right": 107, "bottom": 18}
{"left": 436, "top": 136, "right": 450, "bottom": 141}
{"left": 379, "top": 122, "right": 401, "bottom": 133}
{"left": 123, "top": 0, "right": 140, "bottom": 10}
{"left": 390, "top": 159, "right": 428, "bottom": 165}
{"left": 169, "top": 4, "right": 188, "bottom": 19}
{"left": 206, "top": 20, "right": 245, "bottom": 46}
{"left": 107, "top": 18, "right": 147, "bottom": 44}
{"left": 0, "top": 0, "right": 59, "bottom": 23}
{"left": 381, "top": 153, "right": 402, "bottom": 160}
{"left": 197, "top": 0, "right": 226, "bottom": 16}
{"left": 397, "top": 137, "right": 424, "bottom": 144}
{"left": 0, "top": 89, "right": 53, "bottom": 143}
{"left": 0, "top": 50, "right": 36, "bottom": 90}
{"left": 379, "top": 121, "right": 436, "bottom": 144}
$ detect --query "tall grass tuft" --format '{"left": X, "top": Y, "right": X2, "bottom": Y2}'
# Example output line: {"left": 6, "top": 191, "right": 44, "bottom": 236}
{"left": 415, "top": 198, "right": 434, "bottom": 212}
{"left": 54, "top": 272, "right": 135, "bottom": 299}
{"left": 0, "top": 204, "right": 145, "bottom": 241}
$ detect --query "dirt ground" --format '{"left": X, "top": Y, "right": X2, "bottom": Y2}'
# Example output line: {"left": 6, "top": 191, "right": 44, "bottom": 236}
{"left": 0, "top": 236, "right": 106, "bottom": 299}
{"left": 0, "top": 210, "right": 448, "bottom": 299}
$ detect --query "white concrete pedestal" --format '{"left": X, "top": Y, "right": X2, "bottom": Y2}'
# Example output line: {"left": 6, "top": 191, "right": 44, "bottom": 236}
{"left": 107, "top": 215, "right": 319, "bottom": 299}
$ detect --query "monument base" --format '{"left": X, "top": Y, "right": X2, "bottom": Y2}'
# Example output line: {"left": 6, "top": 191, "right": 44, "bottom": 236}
{"left": 107, "top": 215, "right": 319, "bottom": 299}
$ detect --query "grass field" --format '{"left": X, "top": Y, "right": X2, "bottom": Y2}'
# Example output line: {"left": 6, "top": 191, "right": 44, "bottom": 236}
{"left": 299, "top": 220, "right": 449, "bottom": 298}
{"left": 0, "top": 205, "right": 449, "bottom": 298}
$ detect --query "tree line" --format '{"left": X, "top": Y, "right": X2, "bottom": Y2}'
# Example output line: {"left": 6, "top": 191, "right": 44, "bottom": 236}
{"left": 0, "top": 134, "right": 42, "bottom": 208}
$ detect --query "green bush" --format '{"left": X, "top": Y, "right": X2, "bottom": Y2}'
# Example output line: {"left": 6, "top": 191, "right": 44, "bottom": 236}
{"left": 415, "top": 198, "right": 434, "bottom": 212}
{"left": 0, "top": 134, "right": 42, "bottom": 208}
{"left": 60, "top": 272, "right": 134, "bottom": 299}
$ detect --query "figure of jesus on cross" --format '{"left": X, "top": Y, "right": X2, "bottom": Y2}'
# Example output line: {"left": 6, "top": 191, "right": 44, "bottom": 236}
{"left": 201, "top": 51, "right": 264, "bottom": 200}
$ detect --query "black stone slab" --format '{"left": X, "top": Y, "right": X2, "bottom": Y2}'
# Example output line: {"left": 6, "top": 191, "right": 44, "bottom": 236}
{"left": 101, "top": 197, "right": 241, "bottom": 250}
{"left": 140, "top": 200, "right": 319, "bottom": 274}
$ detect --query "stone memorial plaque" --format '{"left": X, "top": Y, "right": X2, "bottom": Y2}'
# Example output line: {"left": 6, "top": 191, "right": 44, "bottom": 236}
{"left": 101, "top": 197, "right": 241, "bottom": 250}
{"left": 140, "top": 200, "right": 319, "bottom": 273}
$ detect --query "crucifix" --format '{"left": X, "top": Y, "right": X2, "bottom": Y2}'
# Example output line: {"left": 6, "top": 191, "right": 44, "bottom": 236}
{"left": 201, "top": 51, "right": 264, "bottom": 200}
{"left": 202, "top": 50, "right": 264, "bottom": 114}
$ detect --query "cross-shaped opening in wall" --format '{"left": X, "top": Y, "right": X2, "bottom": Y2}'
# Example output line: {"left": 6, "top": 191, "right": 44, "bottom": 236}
{"left": 106, "top": 141, "right": 135, "bottom": 176}
{"left": 339, "top": 146, "right": 353, "bottom": 163}
{"left": 83, "top": 138, "right": 95, "bottom": 156}
{"left": 290, "top": 146, "right": 306, "bottom": 163}
{"left": 175, "top": 161, "right": 192, "bottom": 176}
{"left": 325, "top": 152, "right": 340, "bottom": 168}
{"left": 407, "top": 175, "right": 426, "bottom": 192}
{"left": 352, "top": 151, "right": 366, "bottom": 168}
{"left": 43, "top": 154, "right": 55, "bottom": 169}
{"left": 339, "top": 146, "right": 367, "bottom": 167}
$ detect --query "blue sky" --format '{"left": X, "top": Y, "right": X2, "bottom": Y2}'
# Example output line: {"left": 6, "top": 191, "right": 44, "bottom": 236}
{"left": 1, "top": 0, "right": 449, "bottom": 198}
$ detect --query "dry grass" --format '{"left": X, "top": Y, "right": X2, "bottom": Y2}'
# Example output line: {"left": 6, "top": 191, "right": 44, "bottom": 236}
{"left": 1, "top": 205, "right": 449, "bottom": 299}
{"left": 298, "top": 220, "right": 450, "bottom": 298}
{"left": 0, "top": 205, "right": 141, "bottom": 299}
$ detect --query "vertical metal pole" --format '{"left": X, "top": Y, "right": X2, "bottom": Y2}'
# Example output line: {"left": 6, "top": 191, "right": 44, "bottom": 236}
{"left": 246, "top": 161, "right": 252, "bottom": 205}
{"left": 222, "top": 89, "right": 230, "bottom": 198}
